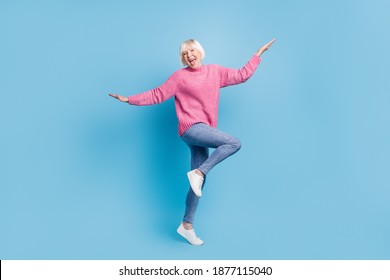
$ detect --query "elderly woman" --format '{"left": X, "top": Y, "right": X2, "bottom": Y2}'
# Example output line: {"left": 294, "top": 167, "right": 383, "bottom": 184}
{"left": 109, "top": 38, "right": 275, "bottom": 245}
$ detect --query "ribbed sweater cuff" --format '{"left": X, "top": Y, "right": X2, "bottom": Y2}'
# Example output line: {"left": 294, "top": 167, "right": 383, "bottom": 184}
{"left": 128, "top": 96, "right": 136, "bottom": 105}
{"left": 253, "top": 54, "right": 261, "bottom": 63}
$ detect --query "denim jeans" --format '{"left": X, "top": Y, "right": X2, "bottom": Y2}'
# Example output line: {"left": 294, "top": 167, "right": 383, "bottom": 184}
{"left": 180, "top": 123, "right": 241, "bottom": 224}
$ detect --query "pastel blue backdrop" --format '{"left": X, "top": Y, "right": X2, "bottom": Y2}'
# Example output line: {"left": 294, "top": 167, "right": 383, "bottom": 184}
{"left": 1, "top": 0, "right": 389, "bottom": 259}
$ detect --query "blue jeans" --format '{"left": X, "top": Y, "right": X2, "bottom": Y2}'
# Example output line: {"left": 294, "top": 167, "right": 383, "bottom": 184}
{"left": 180, "top": 123, "right": 241, "bottom": 224}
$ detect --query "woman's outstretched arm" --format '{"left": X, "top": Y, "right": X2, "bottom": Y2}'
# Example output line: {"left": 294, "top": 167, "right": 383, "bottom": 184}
{"left": 219, "top": 38, "right": 276, "bottom": 87}
{"left": 109, "top": 72, "right": 178, "bottom": 105}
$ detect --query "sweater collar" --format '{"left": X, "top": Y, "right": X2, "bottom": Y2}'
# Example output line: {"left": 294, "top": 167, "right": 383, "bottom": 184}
{"left": 186, "top": 65, "right": 204, "bottom": 72}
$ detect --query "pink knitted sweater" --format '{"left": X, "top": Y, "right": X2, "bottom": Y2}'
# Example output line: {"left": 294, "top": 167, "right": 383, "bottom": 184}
{"left": 128, "top": 55, "right": 261, "bottom": 135}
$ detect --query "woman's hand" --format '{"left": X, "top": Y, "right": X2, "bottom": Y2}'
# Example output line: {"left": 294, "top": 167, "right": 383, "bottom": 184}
{"left": 109, "top": 93, "right": 129, "bottom": 103}
{"left": 256, "top": 38, "right": 276, "bottom": 57}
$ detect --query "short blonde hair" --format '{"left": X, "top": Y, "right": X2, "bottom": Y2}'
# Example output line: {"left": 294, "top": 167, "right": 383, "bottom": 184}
{"left": 179, "top": 39, "right": 206, "bottom": 66}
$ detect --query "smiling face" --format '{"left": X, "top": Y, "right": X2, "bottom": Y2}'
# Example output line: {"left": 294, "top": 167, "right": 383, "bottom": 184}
{"left": 182, "top": 47, "right": 202, "bottom": 69}
{"left": 179, "top": 39, "right": 205, "bottom": 69}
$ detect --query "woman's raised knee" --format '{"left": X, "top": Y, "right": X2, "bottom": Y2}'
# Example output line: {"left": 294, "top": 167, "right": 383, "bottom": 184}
{"left": 228, "top": 137, "right": 241, "bottom": 152}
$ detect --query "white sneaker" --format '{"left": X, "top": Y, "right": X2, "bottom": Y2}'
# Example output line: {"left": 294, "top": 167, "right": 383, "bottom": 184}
{"left": 187, "top": 170, "right": 204, "bottom": 197}
{"left": 177, "top": 224, "right": 204, "bottom": 246}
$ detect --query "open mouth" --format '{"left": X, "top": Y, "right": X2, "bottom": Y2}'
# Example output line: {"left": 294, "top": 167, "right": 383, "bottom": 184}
{"left": 188, "top": 57, "right": 196, "bottom": 65}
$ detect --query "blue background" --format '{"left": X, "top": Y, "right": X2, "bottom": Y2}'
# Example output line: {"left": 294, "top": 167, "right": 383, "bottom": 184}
{"left": 1, "top": 0, "right": 389, "bottom": 259}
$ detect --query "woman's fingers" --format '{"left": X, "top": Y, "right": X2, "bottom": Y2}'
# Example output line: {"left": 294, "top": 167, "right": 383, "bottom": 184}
{"left": 108, "top": 93, "right": 127, "bottom": 102}
{"left": 264, "top": 38, "right": 276, "bottom": 50}
{"left": 257, "top": 38, "right": 276, "bottom": 56}
{"left": 268, "top": 38, "right": 276, "bottom": 46}
{"left": 109, "top": 93, "right": 127, "bottom": 102}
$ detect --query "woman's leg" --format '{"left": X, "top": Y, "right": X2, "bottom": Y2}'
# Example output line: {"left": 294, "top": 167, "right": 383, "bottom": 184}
{"left": 178, "top": 123, "right": 240, "bottom": 245}
{"left": 183, "top": 145, "right": 209, "bottom": 225}
{"left": 181, "top": 123, "right": 241, "bottom": 175}
{"left": 177, "top": 145, "right": 208, "bottom": 245}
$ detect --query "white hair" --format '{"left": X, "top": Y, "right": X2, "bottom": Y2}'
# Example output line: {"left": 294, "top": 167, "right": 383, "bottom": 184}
{"left": 179, "top": 39, "right": 206, "bottom": 66}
